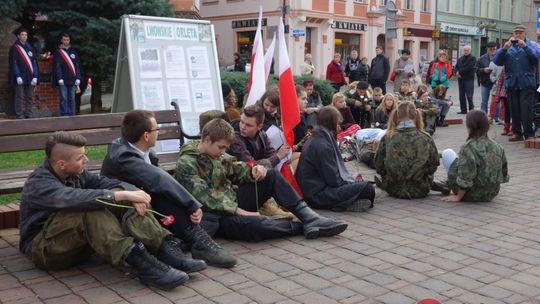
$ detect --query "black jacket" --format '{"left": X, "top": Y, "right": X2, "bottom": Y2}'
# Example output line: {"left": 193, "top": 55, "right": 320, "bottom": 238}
{"left": 345, "top": 58, "right": 368, "bottom": 82}
{"left": 476, "top": 53, "right": 494, "bottom": 86}
{"left": 100, "top": 138, "right": 202, "bottom": 215}
{"left": 455, "top": 54, "right": 477, "bottom": 81}
{"left": 20, "top": 158, "right": 133, "bottom": 255}
{"left": 369, "top": 54, "right": 390, "bottom": 80}
{"left": 296, "top": 127, "right": 367, "bottom": 209}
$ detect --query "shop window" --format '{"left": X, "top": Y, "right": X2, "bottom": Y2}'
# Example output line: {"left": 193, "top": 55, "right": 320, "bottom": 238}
{"left": 335, "top": 33, "right": 361, "bottom": 63}
{"left": 404, "top": 0, "right": 412, "bottom": 10}
{"left": 305, "top": 28, "right": 312, "bottom": 54}
{"left": 237, "top": 31, "right": 256, "bottom": 60}
{"left": 421, "top": 0, "right": 429, "bottom": 12}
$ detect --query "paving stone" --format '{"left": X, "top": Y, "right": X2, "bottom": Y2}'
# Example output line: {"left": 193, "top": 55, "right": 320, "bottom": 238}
{"left": 211, "top": 292, "right": 253, "bottom": 304}
{"left": 342, "top": 279, "right": 389, "bottom": 297}
{"left": 185, "top": 278, "right": 231, "bottom": 298}
{"left": 473, "top": 285, "right": 513, "bottom": 300}
{"left": 44, "top": 294, "right": 86, "bottom": 304}
{"left": 363, "top": 272, "right": 398, "bottom": 286}
{"left": 76, "top": 286, "right": 124, "bottom": 304}
{"left": 26, "top": 280, "right": 72, "bottom": 299}
{"left": 264, "top": 278, "right": 307, "bottom": 297}
{"left": 418, "top": 278, "right": 454, "bottom": 293}
{"left": 213, "top": 272, "right": 250, "bottom": 286}
{"left": 0, "top": 286, "right": 36, "bottom": 302}
{"left": 319, "top": 285, "right": 356, "bottom": 300}
{"left": 376, "top": 292, "right": 415, "bottom": 304}
{"left": 454, "top": 292, "right": 506, "bottom": 304}
{"left": 293, "top": 291, "right": 340, "bottom": 304}
{"left": 493, "top": 279, "right": 540, "bottom": 298}
{"left": 289, "top": 272, "right": 334, "bottom": 290}
{"left": 238, "top": 284, "right": 286, "bottom": 304}
{"left": 436, "top": 272, "right": 484, "bottom": 290}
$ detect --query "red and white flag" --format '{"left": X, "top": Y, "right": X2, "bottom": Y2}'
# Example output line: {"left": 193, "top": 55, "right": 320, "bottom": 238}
{"left": 264, "top": 33, "right": 276, "bottom": 83}
{"left": 277, "top": 17, "right": 303, "bottom": 196}
{"left": 245, "top": 6, "right": 266, "bottom": 106}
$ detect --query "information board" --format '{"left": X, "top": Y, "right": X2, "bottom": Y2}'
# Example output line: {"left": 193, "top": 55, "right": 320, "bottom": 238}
{"left": 112, "top": 15, "right": 223, "bottom": 152}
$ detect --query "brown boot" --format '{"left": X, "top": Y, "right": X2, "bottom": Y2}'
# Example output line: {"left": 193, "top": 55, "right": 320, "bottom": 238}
{"left": 259, "top": 199, "right": 296, "bottom": 220}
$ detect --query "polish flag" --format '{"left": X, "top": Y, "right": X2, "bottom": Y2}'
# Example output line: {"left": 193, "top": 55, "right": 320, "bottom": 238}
{"left": 264, "top": 33, "right": 276, "bottom": 83}
{"left": 245, "top": 7, "right": 266, "bottom": 106}
{"left": 277, "top": 17, "right": 303, "bottom": 197}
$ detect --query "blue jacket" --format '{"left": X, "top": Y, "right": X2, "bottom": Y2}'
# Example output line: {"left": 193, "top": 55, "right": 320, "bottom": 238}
{"left": 8, "top": 40, "right": 39, "bottom": 86}
{"left": 493, "top": 39, "right": 540, "bottom": 90}
{"left": 52, "top": 46, "right": 83, "bottom": 86}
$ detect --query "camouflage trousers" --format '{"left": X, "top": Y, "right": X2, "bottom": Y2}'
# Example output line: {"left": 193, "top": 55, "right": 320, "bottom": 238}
{"left": 31, "top": 206, "right": 169, "bottom": 270}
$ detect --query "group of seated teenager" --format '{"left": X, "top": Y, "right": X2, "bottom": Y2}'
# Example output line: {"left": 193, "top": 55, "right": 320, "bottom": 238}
{"left": 19, "top": 104, "right": 353, "bottom": 291}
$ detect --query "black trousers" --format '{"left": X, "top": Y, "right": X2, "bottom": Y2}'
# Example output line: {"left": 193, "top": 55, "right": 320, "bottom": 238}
{"left": 501, "top": 97, "right": 511, "bottom": 124}
{"left": 508, "top": 89, "right": 535, "bottom": 138}
{"left": 458, "top": 79, "right": 475, "bottom": 112}
{"left": 370, "top": 79, "right": 387, "bottom": 94}
{"left": 202, "top": 169, "right": 304, "bottom": 241}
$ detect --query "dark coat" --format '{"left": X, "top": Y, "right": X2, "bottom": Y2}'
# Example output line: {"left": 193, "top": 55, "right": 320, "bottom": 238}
{"left": 100, "top": 138, "right": 202, "bottom": 214}
{"left": 227, "top": 124, "right": 280, "bottom": 169}
{"left": 8, "top": 40, "right": 39, "bottom": 86}
{"left": 234, "top": 58, "right": 246, "bottom": 72}
{"left": 369, "top": 54, "right": 390, "bottom": 80}
{"left": 296, "top": 127, "right": 368, "bottom": 210}
{"left": 476, "top": 53, "right": 494, "bottom": 87}
{"left": 20, "top": 158, "right": 133, "bottom": 255}
{"left": 455, "top": 54, "right": 477, "bottom": 81}
{"left": 52, "top": 46, "right": 83, "bottom": 86}
{"left": 493, "top": 40, "right": 540, "bottom": 90}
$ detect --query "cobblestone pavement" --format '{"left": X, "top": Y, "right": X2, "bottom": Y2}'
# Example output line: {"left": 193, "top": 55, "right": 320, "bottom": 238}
{"left": 2, "top": 81, "right": 540, "bottom": 304}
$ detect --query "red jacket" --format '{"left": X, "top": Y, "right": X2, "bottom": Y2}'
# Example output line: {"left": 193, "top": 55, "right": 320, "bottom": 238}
{"left": 326, "top": 61, "right": 346, "bottom": 85}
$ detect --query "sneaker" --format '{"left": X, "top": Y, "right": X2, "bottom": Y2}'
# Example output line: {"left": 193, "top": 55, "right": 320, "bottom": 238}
{"left": 346, "top": 199, "right": 372, "bottom": 212}
{"left": 374, "top": 175, "right": 383, "bottom": 189}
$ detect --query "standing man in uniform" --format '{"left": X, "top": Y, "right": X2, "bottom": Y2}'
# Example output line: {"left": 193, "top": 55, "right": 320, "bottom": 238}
{"left": 9, "top": 28, "right": 39, "bottom": 119}
{"left": 455, "top": 45, "right": 477, "bottom": 114}
{"left": 53, "top": 33, "right": 83, "bottom": 116}
{"left": 493, "top": 25, "right": 540, "bottom": 141}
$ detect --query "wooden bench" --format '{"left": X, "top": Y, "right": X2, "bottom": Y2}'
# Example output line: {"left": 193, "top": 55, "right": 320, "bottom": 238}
{"left": 0, "top": 102, "right": 199, "bottom": 228}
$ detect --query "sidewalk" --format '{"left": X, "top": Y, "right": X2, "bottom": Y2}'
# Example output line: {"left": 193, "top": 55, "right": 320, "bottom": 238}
{"left": 2, "top": 82, "right": 540, "bottom": 304}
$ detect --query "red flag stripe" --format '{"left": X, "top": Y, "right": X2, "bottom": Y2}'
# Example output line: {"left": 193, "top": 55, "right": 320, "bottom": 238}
{"left": 14, "top": 45, "right": 33, "bottom": 75}
{"left": 278, "top": 67, "right": 300, "bottom": 146}
{"left": 58, "top": 49, "right": 77, "bottom": 78}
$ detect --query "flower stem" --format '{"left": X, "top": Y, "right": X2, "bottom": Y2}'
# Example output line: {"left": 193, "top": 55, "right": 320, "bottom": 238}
{"left": 255, "top": 181, "right": 259, "bottom": 211}
{"left": 95, "top": 198, "right": 168, "bottom": 218}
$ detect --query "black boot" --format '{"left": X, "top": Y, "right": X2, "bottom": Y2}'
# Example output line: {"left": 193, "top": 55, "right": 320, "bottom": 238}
{"left": 125, "top": 241, "right": 188, "bottom": 290}
{"left": 431, "top": 180, "right": 450, "bottom": 195}
{"left": 437, "top": 116, "right": 449, "bottom": 127}
{"left": 183, "top": 225, "right": 237, "bottom": 268}
{"left": 292, "top": 202, "right": 348, "bottom": 239}
{"left": 157, "top": 235, "right": 207, "bottom": 273}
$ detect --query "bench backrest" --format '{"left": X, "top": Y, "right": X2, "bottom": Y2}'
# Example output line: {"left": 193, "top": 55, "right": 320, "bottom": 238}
{"left": 0, "top": 109, "right": 192, "bottom": 154}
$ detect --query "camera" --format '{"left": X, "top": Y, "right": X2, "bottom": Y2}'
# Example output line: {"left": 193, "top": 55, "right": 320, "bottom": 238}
{"left": 512, "top": 40, "right": 518, "bottom": 45}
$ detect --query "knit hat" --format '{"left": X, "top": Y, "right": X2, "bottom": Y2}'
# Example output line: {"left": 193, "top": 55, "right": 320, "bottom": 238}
{"left": 221, "top": 82, "right": 232, "bottom": 99}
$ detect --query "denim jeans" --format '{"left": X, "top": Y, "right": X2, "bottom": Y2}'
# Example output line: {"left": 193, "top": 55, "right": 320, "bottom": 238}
{"left": 59, "top": 85, "right": 76, "bottom": 116}
{"left": 480, "top": 84, "right": 493, "bottom": 113}
{"left": 14, "top": 85, "right": 33, "bottom": 119}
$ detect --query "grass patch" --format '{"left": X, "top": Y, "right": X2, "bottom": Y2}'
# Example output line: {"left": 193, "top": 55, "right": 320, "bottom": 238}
{"left": 0, "top": 145, "right": 108, "bottom": 205}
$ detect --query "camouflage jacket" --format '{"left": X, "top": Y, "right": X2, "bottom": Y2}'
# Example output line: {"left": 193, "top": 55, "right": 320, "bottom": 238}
{"left": 448, "top": 135, "right": 509, "bottom": 202}
{"left": 415, "top": 99, "right": 440, "bottom": 117}
{"left": 175, "top": 141, "right": 254, "bottom": 214}
{"left": 395, "top": 91, "right": 417, "bottom": 103}
{"left": 374, "top": 127, "right": 439, "bottom": 198}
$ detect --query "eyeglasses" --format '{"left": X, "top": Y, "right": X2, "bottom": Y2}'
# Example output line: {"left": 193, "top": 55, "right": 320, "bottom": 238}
{"left": 148, "top": 128, "right": 160, "bottom": 133}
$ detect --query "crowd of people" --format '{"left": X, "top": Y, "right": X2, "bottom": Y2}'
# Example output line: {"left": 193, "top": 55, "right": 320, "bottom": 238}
{"left": 21, "top": 25, "right": 540, "bottom": 292}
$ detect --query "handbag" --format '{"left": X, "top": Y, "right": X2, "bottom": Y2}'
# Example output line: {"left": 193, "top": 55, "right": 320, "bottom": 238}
{"left": 389, "top": 71, "right": 396, "bottom": 81}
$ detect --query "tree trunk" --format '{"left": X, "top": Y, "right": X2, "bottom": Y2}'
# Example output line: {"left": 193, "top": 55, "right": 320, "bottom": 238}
{"left": 90, "top": 79, "right": 102, "bottom": 113}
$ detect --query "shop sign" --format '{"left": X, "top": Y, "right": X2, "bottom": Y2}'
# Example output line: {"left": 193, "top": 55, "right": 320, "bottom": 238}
{"left": 232, "top": 18, "right": 267, "bottom": 29}
{"left": 440, "top": 22, "right": 484, "bottom": 36}
{"left": 331, "top": 21, "right": 367, "bottom": 32}
{"left": 292, "top": 29, "right": 305, "bottom": 37}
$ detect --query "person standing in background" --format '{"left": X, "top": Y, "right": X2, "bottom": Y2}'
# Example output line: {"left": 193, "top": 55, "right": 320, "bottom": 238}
{"left": 53, "top": 33, "right": 83, "bottom": 116}
{"left": 455, "top": 45, "right": 477, "bottom": 114}
{"left": 9, "top": 27, "right": 39, "bottom": 119}
{"left": 369, "top": 46, "right": 390, "bottom": 94}
{"left": 475, "top": 42, "right": 498, "bottom": 113}
{"left": 301, "top": 53, "right": 315, "bottom": 77}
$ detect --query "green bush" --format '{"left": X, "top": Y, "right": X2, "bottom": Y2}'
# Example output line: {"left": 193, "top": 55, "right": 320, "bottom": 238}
{"left": 220, "top": 71, "right": 336, "bottom": 107}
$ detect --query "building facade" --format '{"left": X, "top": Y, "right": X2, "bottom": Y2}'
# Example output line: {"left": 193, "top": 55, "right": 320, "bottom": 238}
{"left": 435, "top": 0, "right": 528, "bottom": 65}
{"left": 200, "top": 0, "right": 435, "bottom": 78}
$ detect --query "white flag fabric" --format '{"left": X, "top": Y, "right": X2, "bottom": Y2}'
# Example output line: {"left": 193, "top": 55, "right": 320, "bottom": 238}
{"left": 264, "top": 33, "right": 276, "bottom": 83}
{"left": 245, "top": 6, "right": 266, "bottom": 106}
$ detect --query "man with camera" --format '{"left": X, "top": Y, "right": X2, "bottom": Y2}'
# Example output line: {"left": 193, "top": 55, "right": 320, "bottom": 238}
{"left": 493, "top": 25, "right": 540, "bottom": 141}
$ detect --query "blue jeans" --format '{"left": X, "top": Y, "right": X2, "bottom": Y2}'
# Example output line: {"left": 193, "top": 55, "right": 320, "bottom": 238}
{"left": 480, "top": 84, "right": 493, "bottom": 113}
{"left": 14, "top": 85, "right": 33, "bottom": 119}
{"left": 59, "top": 85, "right": 76, "bottom": 116}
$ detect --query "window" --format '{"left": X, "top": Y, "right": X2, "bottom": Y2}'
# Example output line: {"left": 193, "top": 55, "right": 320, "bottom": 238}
{"left": 354, "top": 0, "right": 364, "bottom": 3}
{"left": 379, "top": 0, "right": 388, "bottom": 6}
{"left": 404, "top": 0, "right": 412, "bottom": 10}
{"left": 422, "top": 0, "right": 429, "bottom": 12}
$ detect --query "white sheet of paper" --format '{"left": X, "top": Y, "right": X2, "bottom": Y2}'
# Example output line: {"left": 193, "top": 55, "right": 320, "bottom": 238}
{"left": 180, "top": 117, "right": 201, "bottom": 138}
{"left": 167, "top": 79, "right": 191, "bottom": 111}
{"left": 187, "top": 46, "right": 211, "bottom": 78}
{"left": 138, "top": 47, "right": 162, "bottom": 78}
{"left": 141, "top": 81, "right": 165, "bottom": 110}
{"left": 159, "top": 139, "right": 181, "bottom": 153}
{"left": 537, "top": 85, "right": 540, "bottom": 93}
{"left": 164, "top": 46, "right": 187, "bottom": 78}
{"left": 191, "top": 80, "right": 215, "bottom": 113}
{"left": 274, "top": 150, "right": 291, "bottom": 171}
{"left": 265, "top": 125, "right": 285, "bottom": 150}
